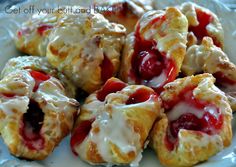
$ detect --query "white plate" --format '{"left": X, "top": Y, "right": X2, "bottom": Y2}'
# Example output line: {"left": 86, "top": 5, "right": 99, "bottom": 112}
{"left": 0, "top": 0, "right": 236, "bottom": 166}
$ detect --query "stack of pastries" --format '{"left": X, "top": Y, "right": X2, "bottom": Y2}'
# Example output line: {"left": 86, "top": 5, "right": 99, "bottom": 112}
{"left": 0, "top": 1, "right": 235, "bottom": 167}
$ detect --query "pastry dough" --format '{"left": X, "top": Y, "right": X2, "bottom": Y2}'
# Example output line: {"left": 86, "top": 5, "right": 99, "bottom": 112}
{"left": 94, "top": 0, "right": 154, "bottom": 33}
{"left": 70, "top": 77, "right": 162, "bottom": 165}
{"left": 119, "top": 7, "right": 188, "bottom": 93}
{"left": 179, "top": 2, "right": 224, "bottom": 48}
{"left": 182, "top": 37, "right": 236, "bottom": 111}
{"left": 150, "top": 74, "right": 232, "bottom": 167}
{"left": 15, "top": 11, "right": 62, "bottom": 56}
{"left": 0, "top": 70, "right": 79, "bottom": 160}
{"left": 1, "top": 56, "right": 76, "bottom": 98}
{"left": 47, "top": 13, "right": 126, "bottom": 93}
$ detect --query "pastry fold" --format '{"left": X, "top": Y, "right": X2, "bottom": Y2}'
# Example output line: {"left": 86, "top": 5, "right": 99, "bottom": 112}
{"left": 120, "top": 7, "right": 188, "bottom": 93}
{"left": 0, "top": 70, "right": 79, "bottom": 160}
{"left": 71, "top": 77, "right": 162, "bottom": 165}
{"left": 150, "top": 74, "right": 232, "bottom": 167}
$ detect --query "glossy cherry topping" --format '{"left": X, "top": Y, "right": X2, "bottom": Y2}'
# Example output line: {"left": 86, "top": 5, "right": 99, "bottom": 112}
{"left": 29, "top": 70, "right": 50, "bottom": 92}
{"left": 97, "top": 79, "right": 127, "bottom": 101}
{"left": 20, "top": 100, "right": 45, "bottom": 150}
{"left": 130, "top": 15, "right": 178, "bottom": 93}
{"left": 100, "top": 54, "right": 114, "bottom": 82}
{"left": 37, "top": 24, "right": 53, "bottom": 36}
{"left": 1, "top": 93, "right": 16, "bottom": 98}
{"left": 169, "top": 113, "right": 201, "bottom": 138}
{"left": 188, "top": 8, "right": 221, "bottom": 47}
{"left": 213, "top": 72, "right": 236, "bottom": 86}
{"left": 164, "top": 86, "right": 223, "bottom": 151}
{"left": 126, "top": 88, "right": 157, "bottom": 105}
{"left": 70, "top": 119, "right": 95, "bottom": 156}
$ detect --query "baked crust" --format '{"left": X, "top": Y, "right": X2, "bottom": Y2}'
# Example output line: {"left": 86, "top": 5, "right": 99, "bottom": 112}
{"left": 15, "top": 11, "right": 62, "bottom": 56}
{"left": 71, "top": 77, "right": 162, "bottom": 165}
{"left": 119, "top": 7, "right": 188, "bottom": 93}
{"left": 0, "top": 70, "right": 79, "bottom": 160}
{"left": 1, "top": 56, "right": 76, "bottom": 98}
{"left": 182, "top": 37, "right": 236, "bottom": 111}
{"left": 47, "top": 13, "right": 126, "bottom": 93}
{"left": 150, "top": 74, "right": 232, "bottom": 167}
{"left": 179, "top": 2, "right": 224, "bottom": 48}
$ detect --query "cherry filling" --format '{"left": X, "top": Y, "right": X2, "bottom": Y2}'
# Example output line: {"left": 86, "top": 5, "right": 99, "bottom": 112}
{"left": 29, "top": 70, "right": 50, "bottom": 92}
{"left": 70, "top": 119, "right": 95, "bottom": 156}
{"left": 20, "top": 100, "right": 45, "bottom": 150}
{"left": 126, "top": 88, "right": 157, "bottom": 105}
{"left": 213, "top": 72, "right": 236, "bottom": 86}
{"left": 97, "top": 79, "right": 127, "bottom": 101}
{"left": 130, "top": 16, "right": 178, "bottom": 93}
{"left": 1, "top": 93, "right": 16, "bottom": 98}
{"left": 188, "top": 8, "right": 221, "bottom": 47}
{"left": 164, "top": 86, "right": 223, "bottom": 151}
{"left": 37, "top": 24, "right": 53, "bottom": 36}
{"left": 100, "top": 54, "right": 114, "bottom": 83}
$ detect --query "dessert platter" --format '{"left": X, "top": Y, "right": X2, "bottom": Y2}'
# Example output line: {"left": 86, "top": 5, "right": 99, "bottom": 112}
{"left": 0, "top": 0, "right": 236, "bottom": 166}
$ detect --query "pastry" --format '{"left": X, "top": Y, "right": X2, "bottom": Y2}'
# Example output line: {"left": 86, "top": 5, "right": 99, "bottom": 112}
{"left": 47, "top": 13, "right": 126, "bottom": 93}
{"left": 15, "top": 11, "right": 62, "bottom": 56}
{"left": 150, "top": 74, "right": 232, "bottom": 167}
{"left": 1, "top": 56, "right": 76, "bottom": 98}
{"left": 70, "top": 77, "right": 162, "bottom": 165}
{"left": 182, "top": 37, "right": 236, "bottom": 111}
{"left": 179, "top": 2, "right": 224, "bottom": 48}
{"left": 0, "top": 70, "right": 79, "bottom": 160}
{"left": 94, "top": 0, "right": 154, "bottom": 33}
{"left": 119, "top": 7, "right": 188, "bottom": 93}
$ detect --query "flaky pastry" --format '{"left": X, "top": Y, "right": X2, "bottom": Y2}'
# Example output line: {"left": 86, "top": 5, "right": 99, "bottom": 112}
{"left": 70, "top": 77, "right": 162, "bottom": 165}
{"left": 0, "top": 70, "right": 79, "bottom": 160}
{"left": 119, "top": 7, "right": 188, "bottom": 93}
{"left": 179, "top": 2, "right": 224, "bottom": 48}
{"left": 1, "top": 56, "right": 76, "bottom": 98}
{"left": 150, "top": 74, "right": 232, "bottom": 167}
{"left": 15, "top": 11, "right": 62, "bottom": 56}
{"left": 47, "top": 13, "right": 126, "bottom": 93}
{"left": 182, "top": 37, "right": 236, "bottom": 111}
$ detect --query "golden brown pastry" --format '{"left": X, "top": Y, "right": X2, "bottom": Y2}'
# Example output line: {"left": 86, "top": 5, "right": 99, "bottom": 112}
{"left": 94, "top": 0, "right": 154, "bottom": 33}
{"left": 0, "top": 70, "right": 79, "bottom": 160}
{"left": 119, "top": 7, "right": 188, "bottom": 93}
{"left": 179, "top": 2, "right": 224, "bottom": 48}
{"left": 182, "top": 37, "right": 236, "bottom": 111}
{"left": 1, "top": 56, "right": 76, "bottom": 98}
{"left": 150, "top": 74, "right": 232, "bottom": 167}
{"left": 47, "top": 13, "right": 126, "bottom": 93}
{"left": 70, "top": 77, "right": 162, "bottom": 165}
{"left": 15, "top": 11, "right": 62, "bottom": 56}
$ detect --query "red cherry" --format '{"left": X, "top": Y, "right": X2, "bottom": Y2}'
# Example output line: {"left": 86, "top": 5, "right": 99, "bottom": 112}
{"left": 29, "top": 70, "right": 50, "bottom": 92}
{"left": 70, "top": 119, "right": 95, "bottom": 156}
{"left": 100, "top": 54, "right": 114, "bottom": 82}
{"left": 126, "top": 88, "right": 157, "bottom": 105}
{"left": 170, "top": 113, "right": 201, "bottom": 138}
{"left": 97, "top": 79, "right": 127, "bottom": 101}
{"left": 37, "top": 24, "right": 53, "bottom": 36}
{"left": 213, "top": 72, "right": 236, "bottom": 85}
{"left": 1, "top": 93, "right": 15, "bottom": 98}
{"left": 20, "top": 100, "right": 45, "bottom": 150}
{"left": 138, "top": 51, "right": 164, "bottom": 80}
{"left": 201, "top": 111, "right": 223, "bottom": 134}
{"left": 188, "top": 8, "right": 222, "bottom": 47}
